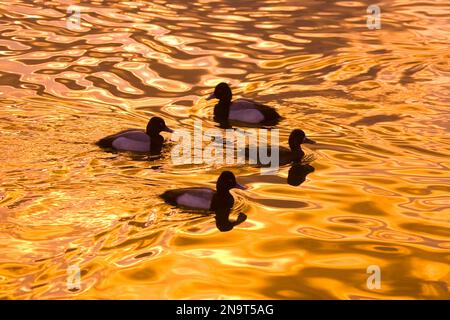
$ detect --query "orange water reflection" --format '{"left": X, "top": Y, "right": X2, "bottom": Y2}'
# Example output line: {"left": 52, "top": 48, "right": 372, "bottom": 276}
{"left": 0, "top": 0, "right": 449, "bottom": 299}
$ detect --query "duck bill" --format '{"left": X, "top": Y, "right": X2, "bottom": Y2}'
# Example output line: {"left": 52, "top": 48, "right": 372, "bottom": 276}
{"left": 206, "top": 93, "right": 216, "bottom": 100}
{"left": 235, "top": 182, "right": 247, "bottom": 190}
{"left": 163, "top": 126, "right": 174, "bottom": 133}
{"left": 303, "top": 137, "right": 316, "bottom": 144}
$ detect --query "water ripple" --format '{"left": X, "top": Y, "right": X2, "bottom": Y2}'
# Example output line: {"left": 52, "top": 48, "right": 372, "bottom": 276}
{"left": 0, "top": 0, "right": 449, "bottom": 299}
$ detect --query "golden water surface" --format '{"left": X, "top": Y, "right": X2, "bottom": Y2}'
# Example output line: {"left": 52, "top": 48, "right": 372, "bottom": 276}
{"left": 0, "top": 0, "right": 449, "bottom": 299}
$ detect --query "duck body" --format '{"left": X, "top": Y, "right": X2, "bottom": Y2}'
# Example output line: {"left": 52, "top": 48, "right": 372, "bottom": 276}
{"left": 279, "top": 146, "right": 305, "bottom": 166}
{"left": 96, "top": 117, "right": 172, "bottom": 154}
{"left": 245, "top": 145, "right": 304, "bottom": 166}
{"left": 208, "top": 83, "right": 280, "bottom": 126}
{"left": 97, "top": 129, "right": 155, "bottom": 152}
{"left": 213, "top": 99, "right": 279, "bottom": 124}
{"left": 161, "top": 187, "right": 216, "bottom": 211}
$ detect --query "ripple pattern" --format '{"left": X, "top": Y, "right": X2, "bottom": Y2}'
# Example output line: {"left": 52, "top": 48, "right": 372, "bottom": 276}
{"left": 0, "top": 0, "right": 449, "bottom": 299}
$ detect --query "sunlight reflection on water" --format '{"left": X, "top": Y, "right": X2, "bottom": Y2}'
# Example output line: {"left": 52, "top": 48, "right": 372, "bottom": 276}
{"left": 0, "top": 0, "right": 449, "bottom": 299}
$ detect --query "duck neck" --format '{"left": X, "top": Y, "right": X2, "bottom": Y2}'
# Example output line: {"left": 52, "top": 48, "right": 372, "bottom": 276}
{"left": 147, "top": 130, "right": 161, "bottom": 139}
{"left": 290, "top": 146, "right": 305, "bottom": 163}
{"left": 215, "top": 99, "right": 231, "bottom": 118}
{"left": 216, "top": 186, "right": 231, "bottom": 196}
{"left": 147, "top": 130, "right": 163, "bottom": 155}
{"left": 215, "top": 188, "right": 234, "bottom": 211}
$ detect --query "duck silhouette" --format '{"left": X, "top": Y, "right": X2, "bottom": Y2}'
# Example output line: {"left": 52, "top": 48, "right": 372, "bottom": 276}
{"left": 160, "top": 171, "right": 247, "bottom": 232}
{"left": 96, "top": 117, "right": 173, "bottom": 155}
{"left": 245, "top": 129, "right": 316, "bottom": 166}
{"left": 207, "top": 82, "right": 280, "bottom": 127}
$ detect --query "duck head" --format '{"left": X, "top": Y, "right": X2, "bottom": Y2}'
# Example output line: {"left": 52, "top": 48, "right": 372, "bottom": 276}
{"left": 146, "top": 117, "right": 173, "bottom": 136}
{"left": 216, "top": 171, "right": 246, "bottom": 193}
{"left": 207, "top": 82, "right": 232, "bottom": 102}
{"left": 289, "top": 129, "right": 315, "bottom": 145}
{"left": 288, "top": 129, "right": 316, "bottom": 163}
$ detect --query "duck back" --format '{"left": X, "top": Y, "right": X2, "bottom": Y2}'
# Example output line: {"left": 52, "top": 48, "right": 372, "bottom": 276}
{"left": 231, "top": 99, "right": 280, "bottom": 125}
{"left": 161, "top": 187, "right": 215, "bottom": 210}
{"left": 97, "top": 129, "right": 148, "bottom": 149}
{"left": 96, "top": 129, "right": 140, "bottom": 148}
{"left": 229, "top": 109, "right": 265, "bottom": 123}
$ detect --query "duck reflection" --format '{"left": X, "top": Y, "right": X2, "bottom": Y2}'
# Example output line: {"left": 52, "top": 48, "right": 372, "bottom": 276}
{"left": 287, "top": 163, "right": 315, "bottom": 186}
{"left": 214, "top": 208, "right": 247, "bottom": 232}
{"left": 239, "top": 162, "right": 315, "bottom": 187}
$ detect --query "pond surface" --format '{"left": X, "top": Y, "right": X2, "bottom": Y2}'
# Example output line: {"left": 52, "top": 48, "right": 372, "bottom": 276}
{"left": 0, "top": 0, "right": 449, "bottom": 299}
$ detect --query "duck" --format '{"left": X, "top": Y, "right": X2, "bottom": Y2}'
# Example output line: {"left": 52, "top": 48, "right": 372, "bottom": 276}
{"left": 161, "top": 171, "right": 245, "bottom": 210}
{"left": 161, "top": 171, "right": 247, "bottom": 232}
{"left": 245, "top": 129, "right": 316, "bottom": 166}
{"left": 280, "top": 129, "right": 316, "bottom": 165}
{"left": 96, "top": 116, "right": 173, "bottom": 154}
{"left": 206, "top": 82, "right": 281, "bottom": 126}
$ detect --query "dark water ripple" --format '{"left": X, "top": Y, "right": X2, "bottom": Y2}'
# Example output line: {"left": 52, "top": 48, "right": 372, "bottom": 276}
{"left": 0, "top": 0, "right": 449, "bottom": 299}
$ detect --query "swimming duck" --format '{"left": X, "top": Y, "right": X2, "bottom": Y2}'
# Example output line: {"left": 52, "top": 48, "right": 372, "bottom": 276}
{"left": 207, "top": 82, "right": 281, "bottom": 126}
{"left": 96, "top": 117, "right": 173, "bottom": 154}
{"left": 161, "top": 171, "right": 247, "bottom": 232}
{"left": 281, "top": 129, "right": 316, "bottom": 165}
{"left": 245, "top": 129, "right": 316, "bottom": 166}
{"left": 161, "top": 171, "right": 245, "bottom": 211}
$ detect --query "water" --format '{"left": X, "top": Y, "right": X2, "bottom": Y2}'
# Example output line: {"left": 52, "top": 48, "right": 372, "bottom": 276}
{"left": 0, "top": 0, "right": 449, "bottom": 299}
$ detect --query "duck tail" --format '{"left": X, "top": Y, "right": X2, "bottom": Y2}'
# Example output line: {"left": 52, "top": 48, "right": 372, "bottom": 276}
{"left": 160, "top": 190, "right": 179, "bottom": 206}
{"left": 258, "top": 104, "right": 281, "bottom": 124}
{"left": 96, "top": 136, "right": 115, "bottom": 149}
{"left": 264, "top": 108, "right": 281, "bottom": 121}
